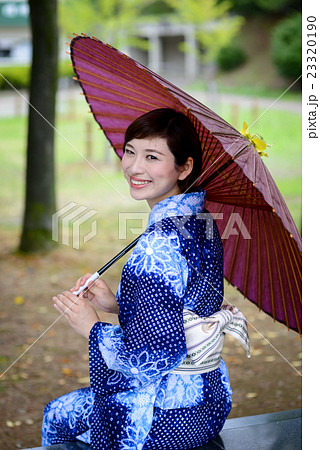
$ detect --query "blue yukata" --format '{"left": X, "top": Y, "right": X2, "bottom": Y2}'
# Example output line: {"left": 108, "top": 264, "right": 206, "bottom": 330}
{"left": 42, "top": 190, "right": 233, "bottom": 449}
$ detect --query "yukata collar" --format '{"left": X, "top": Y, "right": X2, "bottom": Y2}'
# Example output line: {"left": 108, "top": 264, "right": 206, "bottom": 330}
{"left": 147, "top": 190, "right": 207, "bottom": 228}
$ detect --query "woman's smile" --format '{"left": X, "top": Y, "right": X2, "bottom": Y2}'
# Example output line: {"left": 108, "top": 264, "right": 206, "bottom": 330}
{"left": 121, "top": 137, "right": 189, "bottom": 208}
{"left": 130, "top": 176, "right": 152, "bottom": 188}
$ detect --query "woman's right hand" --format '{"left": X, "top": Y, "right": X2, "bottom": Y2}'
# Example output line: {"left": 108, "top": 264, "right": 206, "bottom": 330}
{"left": 70, "top": 273, "right": 119, "bottom": 314}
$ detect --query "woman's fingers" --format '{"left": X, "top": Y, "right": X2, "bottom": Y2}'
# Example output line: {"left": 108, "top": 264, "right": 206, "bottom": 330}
{"left": 53, "top": 291, "right": 79, "bottom": 316}
{"left": 53, "top": 290, "right": 100, "bottom": 338}
{"left": 70, "top": 278, "right": 82, "bottom": 292}
{"left": 70, "top": 273, "right": 92, "bottom": 292}
{"left": 53, "top": 297, "right": 65, "bottom": 315}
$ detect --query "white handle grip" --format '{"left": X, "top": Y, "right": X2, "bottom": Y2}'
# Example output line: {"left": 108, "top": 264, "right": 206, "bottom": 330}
{"left": 72, "top": 271, "right": 99, "bottom": 296}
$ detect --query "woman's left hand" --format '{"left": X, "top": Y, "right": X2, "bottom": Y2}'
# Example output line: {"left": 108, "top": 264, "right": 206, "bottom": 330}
{"left": 53, "top": 291, "right": 100, "bottom": 339}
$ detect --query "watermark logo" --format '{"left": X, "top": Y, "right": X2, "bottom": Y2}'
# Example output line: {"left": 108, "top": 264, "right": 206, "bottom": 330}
{"left": 52, "top": 202, "right": 98, "bottom": 249}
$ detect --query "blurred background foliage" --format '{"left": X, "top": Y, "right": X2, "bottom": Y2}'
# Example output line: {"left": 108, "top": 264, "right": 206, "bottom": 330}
{"left": 271, "top": 12, "right": 302, "bottom": 80}
{"left": 0, "top": 0, "right": 302, "bottom": 91}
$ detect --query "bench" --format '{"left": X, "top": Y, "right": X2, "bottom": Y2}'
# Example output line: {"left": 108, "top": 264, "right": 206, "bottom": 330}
{"left": 26, "top": 408, "right": 302, "bottom": 450}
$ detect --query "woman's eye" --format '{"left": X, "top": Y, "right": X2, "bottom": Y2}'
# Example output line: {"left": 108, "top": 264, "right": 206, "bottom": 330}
{"left": 147, "top": 154, "right": 158, "bottom": 160}
{"left": 125, "top": 148, "right": 134, "bottom": 155}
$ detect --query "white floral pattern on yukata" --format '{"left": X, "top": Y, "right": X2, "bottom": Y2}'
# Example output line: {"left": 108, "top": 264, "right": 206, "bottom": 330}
{"left": 129, "top": 230, "right": 188, "bottom": 297}
{"left": 42, "top": 387, "right": 94, "bottom": 445}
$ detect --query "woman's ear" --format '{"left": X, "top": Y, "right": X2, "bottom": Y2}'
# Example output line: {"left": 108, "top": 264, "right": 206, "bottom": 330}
{"left": 178, "top": 157, "right": 194, "bottom": 181}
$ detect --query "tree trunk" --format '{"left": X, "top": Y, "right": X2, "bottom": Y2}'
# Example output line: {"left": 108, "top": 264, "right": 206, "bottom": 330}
{"left": 19, "top": 0, "right": 58, "bottom": 252}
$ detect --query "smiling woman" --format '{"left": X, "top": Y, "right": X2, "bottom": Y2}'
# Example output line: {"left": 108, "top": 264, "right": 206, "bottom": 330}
{"left": 123, "top": 107, "right": 203, "bottom": 193}
{"left": 44, "top": 108, "right": 249, "bottom": 450}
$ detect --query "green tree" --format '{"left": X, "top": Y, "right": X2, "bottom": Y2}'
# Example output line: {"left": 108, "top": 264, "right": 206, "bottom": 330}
{"left": 165, "top": 0, "right": 243, "bottom": 64}
{"left": 59, "top": 0, "right": 154, "bottom": 49}
{"left": 141, "top": 0, "right": 174, "bottom": 15}
{"left": 60, "top": 0, "right": 243, "bottom": 64}
{"left": 271, "top": 12, "right": 302, "bottom": 81}
{"left": 19, "top": 0, "right": 58, "bottom": 252}
{"left": 228, "top": 0, "right": 301, "bottom": 15}
{"left": 255, "top": 0, "right": 301, "bottom": 13}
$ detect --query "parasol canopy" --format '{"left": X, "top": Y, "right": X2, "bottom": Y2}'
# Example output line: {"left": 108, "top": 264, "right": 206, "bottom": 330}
{"left": 69, "top": 35, "right": 302, "bottom": 334}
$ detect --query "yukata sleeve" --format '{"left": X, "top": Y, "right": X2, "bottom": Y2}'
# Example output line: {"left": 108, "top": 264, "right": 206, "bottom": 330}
{"left": 89, "top": 229, "right": 189, "bottom": 395}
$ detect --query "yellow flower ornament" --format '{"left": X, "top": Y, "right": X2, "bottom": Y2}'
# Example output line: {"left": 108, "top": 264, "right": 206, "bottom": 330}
{"left": 240, "top": 121, "right": 270, "bottom": 157}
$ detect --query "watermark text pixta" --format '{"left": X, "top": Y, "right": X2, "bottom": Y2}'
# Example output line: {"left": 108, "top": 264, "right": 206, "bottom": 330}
{"left": 118, "top": 212, "right": 251, "bottom": 240}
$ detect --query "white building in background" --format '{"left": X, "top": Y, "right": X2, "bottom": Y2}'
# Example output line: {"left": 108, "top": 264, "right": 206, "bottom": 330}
{"left": 128, "top": 21, "right": 199, "bottom": 83}
{"left": 0, "top": 0, "right": 31, "bottom": 65}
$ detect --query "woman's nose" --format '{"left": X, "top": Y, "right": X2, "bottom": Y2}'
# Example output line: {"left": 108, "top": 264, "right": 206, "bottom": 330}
{"left": 129, "top": 156, "right": 144, "bottom": 174}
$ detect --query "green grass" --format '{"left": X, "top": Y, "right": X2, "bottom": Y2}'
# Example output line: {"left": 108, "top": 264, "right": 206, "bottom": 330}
{"left": 217, "top": 83, "right": 301, "bottom": 102}
{"left": 0, "top": 98, "right": 302, "bottom": 242}
{"left": 186, "top": 79, "right": 302, "bottom": 102}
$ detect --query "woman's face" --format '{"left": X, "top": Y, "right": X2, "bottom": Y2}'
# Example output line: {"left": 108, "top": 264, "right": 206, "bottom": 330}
{"left": 121, "top": 137, "right": 192, "bottom": 208}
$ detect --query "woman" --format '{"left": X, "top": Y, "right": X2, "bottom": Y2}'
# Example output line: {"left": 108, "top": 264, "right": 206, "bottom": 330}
{"left": 42, "top": 108, "right": 239, "bottom": 449}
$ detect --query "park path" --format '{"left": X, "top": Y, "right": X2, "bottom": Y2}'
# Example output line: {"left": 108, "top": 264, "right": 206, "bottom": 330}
{"left": 0, "top": 85, "right": 301, "bottom": 119}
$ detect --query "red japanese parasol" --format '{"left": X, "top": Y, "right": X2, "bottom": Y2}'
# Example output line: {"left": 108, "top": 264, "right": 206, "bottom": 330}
{"left": 69, "top": 35, "right": 302, "bottom": 334}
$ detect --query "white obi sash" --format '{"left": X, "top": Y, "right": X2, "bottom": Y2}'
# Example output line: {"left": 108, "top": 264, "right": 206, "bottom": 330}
{"left": 172, "top": 305, "right": 251, "bottom": 375}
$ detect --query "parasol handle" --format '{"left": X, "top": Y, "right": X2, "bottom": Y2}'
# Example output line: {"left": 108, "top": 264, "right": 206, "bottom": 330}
{"left": 72, "top": 235, "right": 141, "bottom": 296}
{"left": 73, "top": 271, "right": 99, "bottom": 296}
